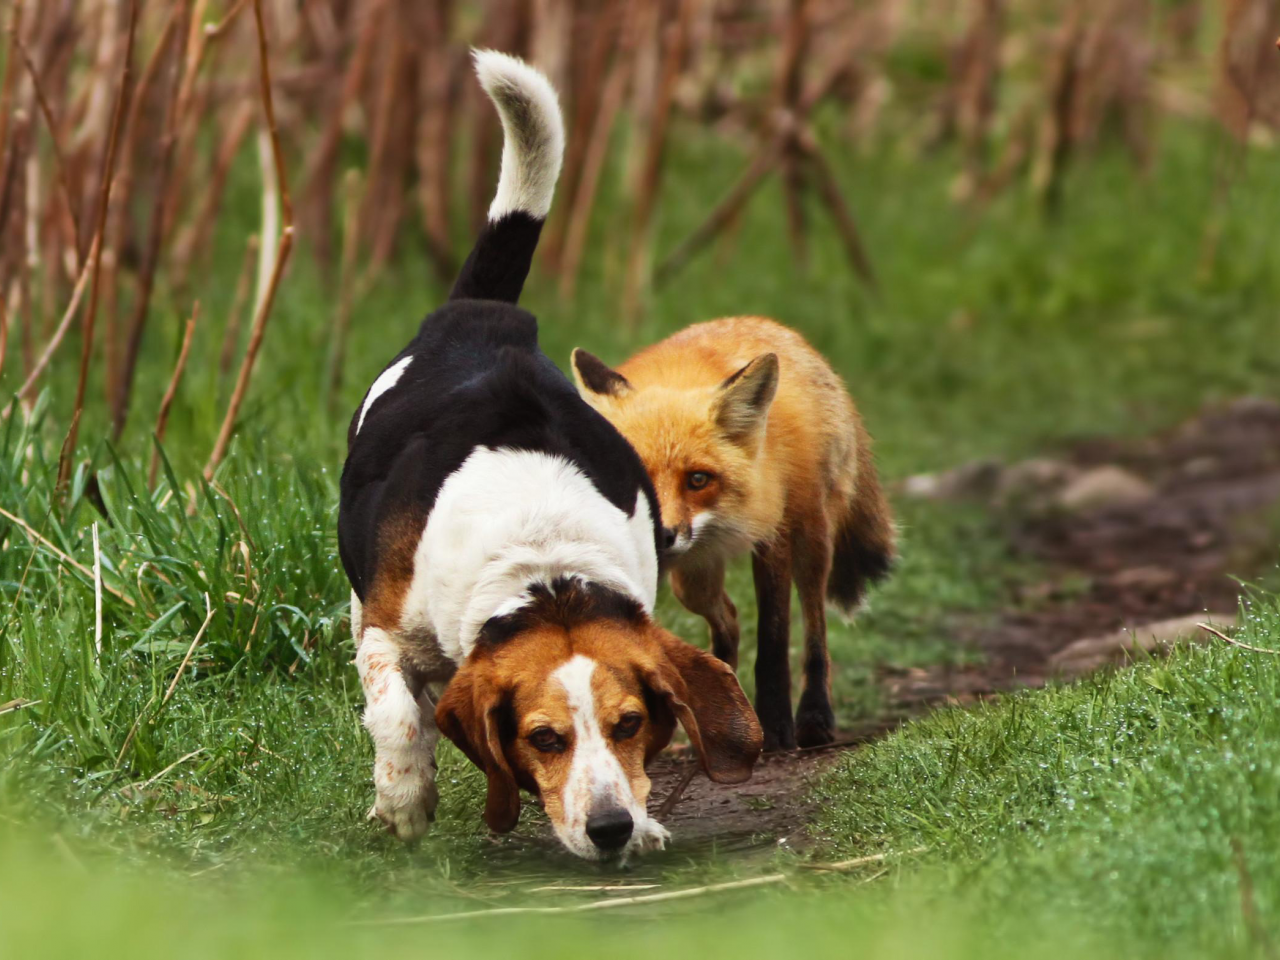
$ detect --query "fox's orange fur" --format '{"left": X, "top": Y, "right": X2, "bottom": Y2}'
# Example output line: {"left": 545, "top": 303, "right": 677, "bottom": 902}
{"left": 572, "top": 317, "right": 895, "bottom": 750}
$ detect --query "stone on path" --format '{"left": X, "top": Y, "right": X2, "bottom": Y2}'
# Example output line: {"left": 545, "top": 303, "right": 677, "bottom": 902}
{"left": 1055, "top": 465, "right": 1155, "bottom": 512}
{"left": 1049, "top": 613, "right": 1236, "bottom": 676}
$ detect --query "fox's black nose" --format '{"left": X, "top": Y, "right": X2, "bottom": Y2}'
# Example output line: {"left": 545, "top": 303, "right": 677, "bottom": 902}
{"left": 662, "top": 527, "right": 678, "bottom": 550}
{"left": 585, "top": 808, "right": 634, "bottom": 851}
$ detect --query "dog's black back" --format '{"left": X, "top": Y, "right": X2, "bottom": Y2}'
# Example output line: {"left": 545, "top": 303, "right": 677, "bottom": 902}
{"left": 338, "top": 294, "right": 661, "bottom": 602}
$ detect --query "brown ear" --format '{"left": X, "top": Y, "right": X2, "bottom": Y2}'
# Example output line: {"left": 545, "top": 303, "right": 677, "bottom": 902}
{"left": 714, "top": 354, "right": 778, "bottom": 442}
{"left": 643, "top": 627, "right": 763, "bottom": 784}
{"left": 435, "top": 663, "right": 521, "bottom": 833}
{"left": 572, "top": 348, "right": 632, "bottom": 397}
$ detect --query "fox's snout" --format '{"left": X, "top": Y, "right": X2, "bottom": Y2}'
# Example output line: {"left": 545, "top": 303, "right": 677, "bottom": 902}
{"left": 661, "top": 522, "right": 694, "bottom": 556}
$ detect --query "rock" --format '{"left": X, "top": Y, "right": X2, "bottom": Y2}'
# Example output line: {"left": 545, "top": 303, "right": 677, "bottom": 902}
{"left": 1056, "top": 465, "right": 1155, "bottom": 512}
{"left": 900, "top": 459, "right": 1002, "bottom": 501}
{"left": 1048, "top": 613, "right": 1235, "bottom": 676}
{"left": 994, "top": 458, "right": 1081, "bottom": 506}
{"left": 1105, "top": 566, "right": 1178, "bottom": 591}
{"left": 1180, "top": 456, "right": 1220, "bottom": 479}
{"left": 1222, "top": 396, "right": 1280, "bottom": 421}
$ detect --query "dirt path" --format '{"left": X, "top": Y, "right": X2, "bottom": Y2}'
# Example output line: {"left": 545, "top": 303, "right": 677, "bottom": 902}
{"left": 887, "top": 396, "right": 1280, "bottom": 707}
{"left": 643, "top": 734, "right": 886, "bottom": 860}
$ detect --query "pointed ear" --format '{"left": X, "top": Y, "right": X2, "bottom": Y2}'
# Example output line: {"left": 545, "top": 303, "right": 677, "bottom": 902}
{"left": 714, "top": 353, "right": 778, "bottom": 442}
{"left": 642, "top": 627, "right": 763, "bottom": 784}
{"left": 572, "top": 348, "right": 632, "bottom": 397}
{"left": 435, "top": 663, "right": 521, "bottom": 833}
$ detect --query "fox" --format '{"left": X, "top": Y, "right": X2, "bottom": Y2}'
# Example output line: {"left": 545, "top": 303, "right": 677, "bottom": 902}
{"left": 570, "top": 317, "right": 895, "bottom": 751}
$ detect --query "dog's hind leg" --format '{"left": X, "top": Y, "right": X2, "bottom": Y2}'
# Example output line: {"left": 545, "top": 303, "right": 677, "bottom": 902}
{"left": 356, "top": 623, "right": 438, "bottom": 842}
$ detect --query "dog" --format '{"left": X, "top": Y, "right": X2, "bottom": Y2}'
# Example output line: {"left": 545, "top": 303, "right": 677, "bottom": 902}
{"left": 572, "top": 318, "right": 896, "bottom": 751}
{"left": 337, "top": 51, "right": 762, "bottom": 861}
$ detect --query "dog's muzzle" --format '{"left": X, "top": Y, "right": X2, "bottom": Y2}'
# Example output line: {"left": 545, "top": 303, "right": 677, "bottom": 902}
{"left": 585, "top": 806, "right": 634, "bottom": 853}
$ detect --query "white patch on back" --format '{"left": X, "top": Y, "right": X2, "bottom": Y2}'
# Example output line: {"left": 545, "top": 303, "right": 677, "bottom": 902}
{"left": 627, "top": 490, "right": 657, "bottom": 586}
{"left": 399, "top": 448, "right": 659, "bottom": 661}
{"left": 356, "top": 355, "right": 413, "bottom": 434}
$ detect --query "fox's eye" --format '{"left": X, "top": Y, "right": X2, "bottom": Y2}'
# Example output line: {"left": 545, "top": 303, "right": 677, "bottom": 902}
{"left": 613, "top": 713, "right": 644, "bottom": 741}
{"left": 687, "top": 471, "right": 714, "bottom": 491}
{"left": 528, "top": 727, "right": 565, "bottom": 753}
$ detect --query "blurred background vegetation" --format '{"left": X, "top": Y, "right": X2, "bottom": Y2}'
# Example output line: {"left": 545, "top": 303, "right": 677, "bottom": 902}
{"left": 1, "top": 1, "right": 1280, "bottom": 956}
{"left": 1, "top": 0, "right": 1278, "bottom": 449}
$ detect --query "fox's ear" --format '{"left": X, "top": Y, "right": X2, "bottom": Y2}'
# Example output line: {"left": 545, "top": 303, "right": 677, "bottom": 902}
{"left": 714, "top": 353, "right": 778, "bottom": 442}
{"left": 572, "top": 348, "right": 632, "bottom": 398}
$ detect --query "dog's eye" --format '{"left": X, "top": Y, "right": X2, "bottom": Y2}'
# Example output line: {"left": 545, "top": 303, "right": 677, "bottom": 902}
{"left": 686, "top": 471, "right": 713, "bottom": 491}
{"left": 528, "top": 727, "right": 565, "bottom": 753}
{"left": 613, "top": 713, "right": 643, "bottom": 741}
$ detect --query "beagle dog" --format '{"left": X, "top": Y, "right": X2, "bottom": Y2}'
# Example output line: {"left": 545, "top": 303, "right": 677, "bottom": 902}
{"left": 338, "top": 51, "right": 763, "bottom": 861}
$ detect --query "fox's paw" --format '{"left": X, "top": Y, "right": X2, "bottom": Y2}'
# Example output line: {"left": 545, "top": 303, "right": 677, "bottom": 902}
{"left": 755, "top": 694, "right": 796, "bottom": 752}
{"left": 760, "top": 718, "right": 797, "bottom": 753}
{"left": 795, "top": 694, "right": 836, "bottom": 749}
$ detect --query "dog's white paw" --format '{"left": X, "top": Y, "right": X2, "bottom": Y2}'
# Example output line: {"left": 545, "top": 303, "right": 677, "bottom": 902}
{"left": 632, "top": 818, "right": 671, "bottom": 853}
{"left": 369, "top": 780, "right": 438, "bottom": 843}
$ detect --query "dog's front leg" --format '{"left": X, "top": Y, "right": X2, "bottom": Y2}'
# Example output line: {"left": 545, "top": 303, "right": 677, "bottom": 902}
{"left": 356, "top": 625, "right": 438, "bottom": 841}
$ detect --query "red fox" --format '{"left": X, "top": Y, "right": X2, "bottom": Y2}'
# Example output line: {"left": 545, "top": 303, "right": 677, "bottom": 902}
{"left": 572, "top": 317, "right": 895, "bottom": 750}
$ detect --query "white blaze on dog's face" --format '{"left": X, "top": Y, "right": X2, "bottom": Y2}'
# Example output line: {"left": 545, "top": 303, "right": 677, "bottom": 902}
{"left": 516, "top": 653, "right": 668, "bottom": 859}
{"left": 435, "top": 595, "right": 763, "bottom": 861}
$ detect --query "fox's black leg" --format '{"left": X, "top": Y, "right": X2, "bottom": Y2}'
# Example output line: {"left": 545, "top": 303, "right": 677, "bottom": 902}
{"left": 791, "top": 513, "right": 837, "bottom": 748}
{"left": 752, "top": 539, "right": 795, "bottom": 751}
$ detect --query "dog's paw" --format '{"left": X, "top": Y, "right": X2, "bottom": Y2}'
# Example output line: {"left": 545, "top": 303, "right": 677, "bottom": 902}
{"left": 370, "top": 781, "right": 438, "bottom": 843}
{"left": 631, "top": 817, "right": 671, "bottom": 854}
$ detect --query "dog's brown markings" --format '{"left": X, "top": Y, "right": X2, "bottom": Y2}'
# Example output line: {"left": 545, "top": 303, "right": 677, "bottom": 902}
{"left": 436, "top": 584, "right": 762, "bottom": 837}
{"left": 361, "top": 508, "right": 426, "bottom": 633}
{"left": 357, "top": 508, "right": 455, "bottom": 697}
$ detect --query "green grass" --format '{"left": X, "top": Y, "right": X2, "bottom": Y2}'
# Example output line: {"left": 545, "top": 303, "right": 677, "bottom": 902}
{"left": 811, "top": 592, "right": 1280, "bottom": 956}
{"left": 1, "top": 110, "right": 1279, "bottom": 956}
{"left": 5, "top": 604, "right": 1280, "bottom": 959}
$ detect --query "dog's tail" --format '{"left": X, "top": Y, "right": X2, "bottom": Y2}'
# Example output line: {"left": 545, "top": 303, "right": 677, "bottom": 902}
{"left": 448, "top": 50, "right": 565, "bottom": 304}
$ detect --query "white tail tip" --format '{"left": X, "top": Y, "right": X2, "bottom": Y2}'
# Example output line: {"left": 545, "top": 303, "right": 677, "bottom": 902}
{"left": 472, "top": 49, "right": 565, "bottom": 222}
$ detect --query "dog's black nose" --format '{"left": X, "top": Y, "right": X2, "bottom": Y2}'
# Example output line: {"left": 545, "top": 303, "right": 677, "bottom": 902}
{"left": 661, "top": 527, "right": 678, "bottom": 550}
{"left": 586, "top": 808, "right": 634, "bottom": 851}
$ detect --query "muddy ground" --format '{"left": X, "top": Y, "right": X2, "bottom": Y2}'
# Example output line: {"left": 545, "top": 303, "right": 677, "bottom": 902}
{"left": 514, "top": 399, "right": 1280, "bottom": 863}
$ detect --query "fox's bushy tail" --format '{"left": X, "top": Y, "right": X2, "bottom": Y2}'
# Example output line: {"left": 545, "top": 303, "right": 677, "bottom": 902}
{"left": 449, "top": 50, "right": 565, "bottom": 304}
{"left": 828, "top": 440, "right": 896, "bottom": 616}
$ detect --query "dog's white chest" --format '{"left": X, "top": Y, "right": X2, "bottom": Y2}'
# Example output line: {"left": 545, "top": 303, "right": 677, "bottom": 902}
{"left": 398, "top": 447, "right": 657, "bottom": 662}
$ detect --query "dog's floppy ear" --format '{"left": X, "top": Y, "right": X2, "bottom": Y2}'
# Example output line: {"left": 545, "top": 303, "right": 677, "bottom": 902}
{"left": 436, "top": 662, "right": 521, "bottom": 833}
{"left": 714, "top": 353, "right": 778, "bottom": 442}
{"left": 641, "top": 626, "right": 763, "bottom": 783}
{"left": 571, "top": 348, "right": 632, "bottom": 398}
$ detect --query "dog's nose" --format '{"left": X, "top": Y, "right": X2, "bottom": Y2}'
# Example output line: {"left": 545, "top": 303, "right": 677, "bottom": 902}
{"left": 661, "top": 527, "right": 678, "bottom": 550}
{"left": 585, "top": 808, "right": 634, "bottom": 852}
